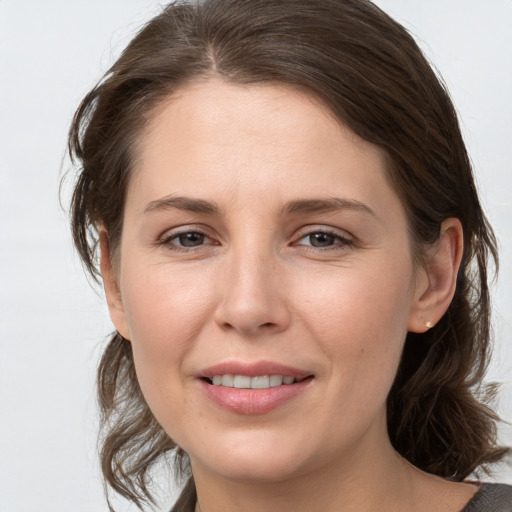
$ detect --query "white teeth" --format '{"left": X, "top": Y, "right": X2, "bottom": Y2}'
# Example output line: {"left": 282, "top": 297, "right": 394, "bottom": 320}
{"left": 211, "top": 374, "right": 297, "bottom": 389}
{"left": 251, "top": 376, "right": 270, "bottom": 389}
{"left": 233, "top": 375, "right": 251, "bottom": 388}
{"left": 221, "top": 374, "right": 234, "bottom": 387}
{"left": 269, "top": 375, "right": 283, "bottom": 387}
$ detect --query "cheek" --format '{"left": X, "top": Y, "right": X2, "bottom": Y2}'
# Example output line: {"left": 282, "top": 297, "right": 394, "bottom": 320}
{"left": 122, "top": 262, "right": 213, "bottom": 336}
{"left": 295, "top": 260, "right": 414, "bottom": 394}
{"left": 119, "top": 265, "right": 215, "bottom": 394}
{"left": 118, "top": 269, "right": 215, "bottom": 439}
{"left": 299, "top": 262, "right": 413, "bottom": 340}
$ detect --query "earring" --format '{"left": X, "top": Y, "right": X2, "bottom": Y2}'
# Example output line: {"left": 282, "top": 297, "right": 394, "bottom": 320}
{"left": 425, "top": 321, "right": 434, "bottom": 329}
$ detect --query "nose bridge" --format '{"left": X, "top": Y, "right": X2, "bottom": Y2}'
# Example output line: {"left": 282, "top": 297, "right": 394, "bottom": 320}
{"left": 232, "top": 240, "right": 273, "bottom": 301}
{"left": 215, "top": 231, "right": 290, "bottom": 335}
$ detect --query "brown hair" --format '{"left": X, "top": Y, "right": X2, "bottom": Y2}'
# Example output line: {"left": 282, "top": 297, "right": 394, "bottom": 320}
{"left": 68, "top": 0, "right": 508, "bottom": 509}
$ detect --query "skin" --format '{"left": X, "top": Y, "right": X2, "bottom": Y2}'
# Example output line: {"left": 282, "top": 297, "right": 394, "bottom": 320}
{"left": 101, "top": 80, "right": 476, "bottom": 511}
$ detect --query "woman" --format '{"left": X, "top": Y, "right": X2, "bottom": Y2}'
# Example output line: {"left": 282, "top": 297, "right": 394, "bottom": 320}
{"left": 68, "top": 0, "right": 511, "bottom": 510}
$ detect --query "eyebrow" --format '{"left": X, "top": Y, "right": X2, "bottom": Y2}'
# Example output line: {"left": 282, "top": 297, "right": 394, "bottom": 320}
{"left": 142, "top": 195, "right": 375, "bottom": 218}
{"left": 143, "top": 195, "right": 221, "bottom": 215}
{"left": 282, "top": 198, "right": 376, "bottom": 217}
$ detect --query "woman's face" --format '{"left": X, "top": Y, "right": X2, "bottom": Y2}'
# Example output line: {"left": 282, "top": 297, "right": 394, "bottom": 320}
{"left": 106, "top": 80, "right": 429, "bottom": 483}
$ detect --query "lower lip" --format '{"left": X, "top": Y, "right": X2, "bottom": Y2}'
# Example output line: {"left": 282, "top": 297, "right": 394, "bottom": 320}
{"left": 200, "top": 378, "right": 313, "bottom": 415}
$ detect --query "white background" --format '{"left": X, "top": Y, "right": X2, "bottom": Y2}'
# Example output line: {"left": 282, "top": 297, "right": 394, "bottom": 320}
{"left": 1, "top": 1, "right": 511, "bottom": 511}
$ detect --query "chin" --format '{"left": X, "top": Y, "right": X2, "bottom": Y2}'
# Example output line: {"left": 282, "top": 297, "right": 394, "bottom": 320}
{"left": 211, "top": 454, "right": 306, "bottom": 484}
{"left": 188, "top": 430, "right": 313, "bottom": 483}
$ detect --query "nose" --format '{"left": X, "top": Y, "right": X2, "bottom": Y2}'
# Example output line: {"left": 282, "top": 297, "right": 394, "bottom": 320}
{"left": 213, "top": 247, "right": 291, "bottom": 337}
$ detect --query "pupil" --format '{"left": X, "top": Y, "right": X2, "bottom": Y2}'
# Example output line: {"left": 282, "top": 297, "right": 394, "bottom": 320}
{"left": 179, "top": 233, "right": 204, "bottom": 247}
{"left": 310, "top": 233, "right": 334, "bottom": 247}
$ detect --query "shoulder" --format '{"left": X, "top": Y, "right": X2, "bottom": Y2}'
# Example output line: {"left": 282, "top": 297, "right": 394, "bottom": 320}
{"left": 461, "top": 483, "right": 512, "bottom": 512}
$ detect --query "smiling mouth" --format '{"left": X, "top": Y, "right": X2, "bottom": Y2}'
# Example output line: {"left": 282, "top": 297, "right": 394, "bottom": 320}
{"left": 203, "top": 374, "right": 313, "bottom": 389}
{"left": 200, "top": 368, "right": 314, "bottom": 414}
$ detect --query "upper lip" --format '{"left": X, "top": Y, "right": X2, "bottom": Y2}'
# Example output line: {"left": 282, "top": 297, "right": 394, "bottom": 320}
{"left": 199, "top": 360, "right": 313, "bottom": 380}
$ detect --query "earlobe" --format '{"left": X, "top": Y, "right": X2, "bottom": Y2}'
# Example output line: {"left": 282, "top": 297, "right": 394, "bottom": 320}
{"left": 408, "top": 218, "right": 464, "bottom": 333}
{"left": 99, "top": 228, "right": 130, "bottom": 340}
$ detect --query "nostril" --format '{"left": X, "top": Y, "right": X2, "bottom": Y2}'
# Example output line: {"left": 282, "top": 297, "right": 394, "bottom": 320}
{"left": 221, "top": 321, "right": 276, "bottom": 329}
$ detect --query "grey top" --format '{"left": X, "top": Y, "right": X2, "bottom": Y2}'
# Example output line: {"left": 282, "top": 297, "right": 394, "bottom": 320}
{"left": 461, "top": 483, "right": 512, "bottom": 512}
{"left": 171, "top": 482, "right": 512, "bottom": 511}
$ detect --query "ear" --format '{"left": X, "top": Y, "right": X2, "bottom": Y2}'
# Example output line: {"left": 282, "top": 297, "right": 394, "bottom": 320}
{"left": 408, "top": 218, "right": 464, "bottom": 333}
{"left": 99, "top": 228, "right": 131, "bottom": 340}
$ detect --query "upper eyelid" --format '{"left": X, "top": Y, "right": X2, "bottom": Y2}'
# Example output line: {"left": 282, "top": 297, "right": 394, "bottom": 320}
{"left": 294, "top": 225, "right": 354, "bottom": 240}
{"left": 166, "top": 230, "right": 210, "bottom": 241}
{"left": 158, "top": 229, "right": 216, "bottom": 252}
{"left": 296, "top": 232, "right": 351, "bottom": 242}
{"left": 294, "top": 233, "right": 353, "bottom": 248}
{"left": 159, "top": 224, "right": 214, "bottom": 241}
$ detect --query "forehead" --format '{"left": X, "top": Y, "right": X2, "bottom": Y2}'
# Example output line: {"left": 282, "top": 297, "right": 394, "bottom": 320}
{"left": 127, "top": 79, "right": 399, "bottom": 218}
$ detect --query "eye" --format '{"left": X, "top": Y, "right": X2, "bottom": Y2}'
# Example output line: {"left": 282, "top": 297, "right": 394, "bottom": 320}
{"left": 296, "top": 230, "right": 353, "bottom": 249}
{"left": 161, "top": 230, "right": 214, "bottom": 250}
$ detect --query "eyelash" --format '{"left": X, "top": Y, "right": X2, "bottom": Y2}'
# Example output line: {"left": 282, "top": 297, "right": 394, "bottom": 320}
{"left": 158, "top": 227, "right": 354, "bottom": 252}
{"left": 294, "top": 229, "right": 354, "bottom": 251}
{"left": 159, "top": 228, "right": 215, "bottom": 252}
